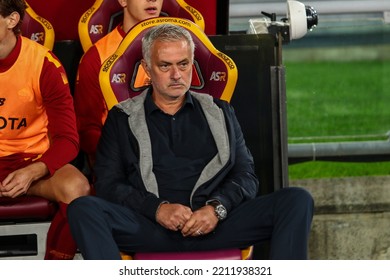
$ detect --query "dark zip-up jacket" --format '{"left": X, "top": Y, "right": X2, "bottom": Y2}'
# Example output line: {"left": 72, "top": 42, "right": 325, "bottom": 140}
{"left": 94, "top": 90, "right": 259, "bottom": 221}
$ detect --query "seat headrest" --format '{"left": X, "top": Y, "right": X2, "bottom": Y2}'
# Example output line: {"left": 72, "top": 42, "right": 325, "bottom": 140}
{"left": 78, "top": 0, "right": 205, "bottom": 52}
{"left": 99, "top": 17, "right": 237, "bottom": 110}
{"left": 21, "top": 2, "right": 55, "bottom": 50}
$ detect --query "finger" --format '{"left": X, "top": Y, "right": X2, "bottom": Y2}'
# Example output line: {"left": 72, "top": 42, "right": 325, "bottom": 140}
{"left": 181, "top": 215, "right": 197, "bottom": 229}
{"left": 175, "top": 224, "right": 183, "bottom": 231}
{"left": 0, "top": 189, "right": 16, "bottom": 198}
{"left": 5, "top": 184, "right": 26, "bottom": 198}
{"left": 177, "top": 213, "right": 191, "bottom": 229}
{"left": 13, "top": 188, "right": 27, "bottom": 198}
{"left": 181, "top": 222, "right": 196, "bottom": 236}
{"left": 1, "top": 173, "right": 15, "bottom": 187}
{"left": 182, "top": 209, "right": 193, "bottom": 220}
{"left": 170, "top": 218, "right": 186, "bottom": 231}
{"left": 0, "top": 181, "right": 15, "bottom": 192}
{"left": 183, "top": 222, "right": 203, "bottom": 237}
{"left": 190, "top": 228, "right": 204, "bottom": 237}
{"left": 170, "top": 218, "right": 185, "bottom": 231}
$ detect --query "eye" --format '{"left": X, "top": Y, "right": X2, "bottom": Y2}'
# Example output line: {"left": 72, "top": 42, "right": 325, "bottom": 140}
{"left": 179, "top": 61, "right": 190, "bottom": 70}
{"left": 159, "top": 64, "right": 170, "bottom": 72}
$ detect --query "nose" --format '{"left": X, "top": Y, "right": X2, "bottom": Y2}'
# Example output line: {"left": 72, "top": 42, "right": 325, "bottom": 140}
{"left": 170, "top": 66, "right": 181, "bottom": 80}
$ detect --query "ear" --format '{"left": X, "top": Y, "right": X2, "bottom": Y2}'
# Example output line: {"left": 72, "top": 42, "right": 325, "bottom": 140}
{"left": 141, "top": 59, "right": 151, "bottom": 77}
{"left": 7, "top": 11, "right": 20, "bottom": 30}
{"left": 117, "top": 0, "right": 127, "bottom": 8}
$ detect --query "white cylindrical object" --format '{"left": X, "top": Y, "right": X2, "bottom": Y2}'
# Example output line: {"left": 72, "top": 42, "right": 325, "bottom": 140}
{"left": 288, "top": 1, "right": 308, "bottom": 40}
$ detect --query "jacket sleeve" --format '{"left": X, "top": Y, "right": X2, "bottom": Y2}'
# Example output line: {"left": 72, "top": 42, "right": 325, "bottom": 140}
{"left": 93, "top": 107, "right": 165, "bottom": 220}
{"left": 207, "top": 102, "right": 259, "bottom": 212}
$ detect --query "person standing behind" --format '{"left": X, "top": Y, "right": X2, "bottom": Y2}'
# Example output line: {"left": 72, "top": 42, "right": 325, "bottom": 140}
{"left": 67, "top": 23, "right": 314, "bottom": 260}
{"left": 73, "top": 0, "right": 163, "bottom": 172}
{"left": 0, "top": 0, "right": 90, "bottom": 259}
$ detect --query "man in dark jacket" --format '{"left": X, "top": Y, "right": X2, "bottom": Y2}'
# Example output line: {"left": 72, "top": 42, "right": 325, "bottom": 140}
{"left": 67, "top": 23, "right": 314, "bottom": 260}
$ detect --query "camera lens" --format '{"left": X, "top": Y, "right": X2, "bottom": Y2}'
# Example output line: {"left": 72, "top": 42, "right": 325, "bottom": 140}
{"left": 305, "top": 6, "right": 318, "bottom": 30}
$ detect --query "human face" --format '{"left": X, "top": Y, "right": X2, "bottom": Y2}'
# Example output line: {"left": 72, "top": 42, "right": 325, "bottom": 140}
{"left": 122, "top": 0, "right": 163, "bottom": 29}
{"left": 143, "top": 39, "right": 193, "bottom": 102}
{"left": 0, "top": 12, "right": 19, "bottom": 59}
{"left": 0, "top": 14, "right": 7, "bottom": 41}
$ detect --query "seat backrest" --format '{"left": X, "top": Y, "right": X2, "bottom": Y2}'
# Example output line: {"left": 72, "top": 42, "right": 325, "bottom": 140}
{"left": 21, "top": 2, "right": 55, "bottom": 50}
{"left": 99, "top": 17, "right": 238, "bottom": 110}
{"left": 78, "top": 0, "right": 205, "bottom": 52}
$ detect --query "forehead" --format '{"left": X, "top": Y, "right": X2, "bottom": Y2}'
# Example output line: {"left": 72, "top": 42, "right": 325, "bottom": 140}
{"left": 152, "top": 39, "right": 192, "bottom": 60}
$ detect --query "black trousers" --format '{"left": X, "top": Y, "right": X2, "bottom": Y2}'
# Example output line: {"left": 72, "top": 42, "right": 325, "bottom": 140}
{"left": 67, "top": 187, "right": 314, "bottom": 260}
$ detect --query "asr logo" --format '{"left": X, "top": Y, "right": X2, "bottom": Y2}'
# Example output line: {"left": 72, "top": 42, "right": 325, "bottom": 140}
{"left": 111, "top": 73, "right": 126, "bottom": 83}
{"left": 210, "top": 71, "right": 226, "bottom": 82}
{"left": 31, "top": 32, "right": 44, "bottom": 43}
{"left": 90, "top": 25, "right": 103, "bottom": 34}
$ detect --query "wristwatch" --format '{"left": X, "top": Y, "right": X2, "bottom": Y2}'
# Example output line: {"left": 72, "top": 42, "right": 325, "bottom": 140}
{"left": 206, "top": 200, "right": 227, "bottom": 221}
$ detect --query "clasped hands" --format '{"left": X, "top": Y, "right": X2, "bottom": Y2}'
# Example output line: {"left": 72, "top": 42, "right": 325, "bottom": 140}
{"left": 155, "top": 203, "right": 218, "bottom": 237}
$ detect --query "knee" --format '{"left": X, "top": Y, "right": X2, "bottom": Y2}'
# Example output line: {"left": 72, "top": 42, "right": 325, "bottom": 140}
{"left": 63, "top": 175, "right": 91, "bottom": 203}
{"left": 290, "top": 187, "right": 313, "bottom": 202}
{"left": 279, "top": 187, "right": 314, "bottom": 211}
{"left": 72, "top": 174, "right": 91, "bottom": 196}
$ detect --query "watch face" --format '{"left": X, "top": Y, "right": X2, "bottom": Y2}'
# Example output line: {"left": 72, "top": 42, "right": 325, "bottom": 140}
{"left": 215, "top": 204, "right": 227, "bottom": 220}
